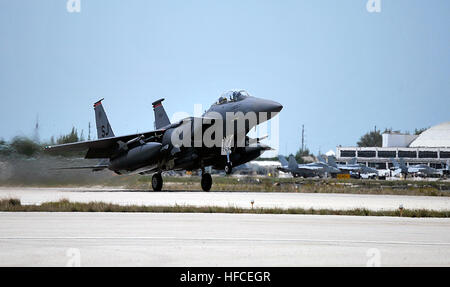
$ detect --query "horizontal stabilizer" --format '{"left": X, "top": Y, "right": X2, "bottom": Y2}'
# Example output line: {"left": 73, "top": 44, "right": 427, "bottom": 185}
{"left": 50, "top": 165, "right": 108, "bottom": 170}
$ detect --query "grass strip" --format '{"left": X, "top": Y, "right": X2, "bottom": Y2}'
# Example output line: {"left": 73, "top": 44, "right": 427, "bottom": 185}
{"left": 1, "top": 198, "right": 449, "bottom": 218}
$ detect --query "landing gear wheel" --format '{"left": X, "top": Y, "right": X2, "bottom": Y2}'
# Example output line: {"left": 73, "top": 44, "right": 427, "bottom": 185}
{"left": 151, "top": 173, "right": 163, "bottom": 191}
{"left": 225, "top": 163, "right": 232, "bottom": 175}
{"left": 201, "top": 173, "right": 212, "bottom": 191}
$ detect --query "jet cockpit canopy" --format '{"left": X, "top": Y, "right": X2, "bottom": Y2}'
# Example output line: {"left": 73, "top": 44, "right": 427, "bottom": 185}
{"left": 215, "top": 90, "right": 250, "bottom": 105}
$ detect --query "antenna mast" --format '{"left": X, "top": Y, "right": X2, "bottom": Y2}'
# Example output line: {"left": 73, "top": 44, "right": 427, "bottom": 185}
{"left": 301, "top": 124, "right": 305, "bottom": 152}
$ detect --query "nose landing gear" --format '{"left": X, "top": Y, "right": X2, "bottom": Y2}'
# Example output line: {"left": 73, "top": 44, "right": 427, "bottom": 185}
{"left": 224, "top": 163, "right": 232, "bottom": 175}
{"left": 224, "top": 149, "right": 233, "bottom": 175}
{"left": 222, "top": 137, "right": 233, "bottom": 175}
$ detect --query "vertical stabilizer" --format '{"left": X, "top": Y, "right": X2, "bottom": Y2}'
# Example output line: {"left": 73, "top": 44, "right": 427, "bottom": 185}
{"left": 152, "top": 98, "right": 171, "bottom": 129}
{"left": 94, "top": 99, "right": 115, "bottom": 139}
{"left": 288, "top": 155, "right": 298, "bottom": 170}
{"left": 398, "top": 158, "right": 407, "bottom": 168}
{"left": 318, "top": 155, "right": 326, "bottom": 163}
{"left": 391, "top": 158, "right": 400, "bottom": 169}
{"left": 327, "top": 156, "right": 338, "bottom": 168}
{"left": 278, "top": 155, "right": 289, "bottom": 167}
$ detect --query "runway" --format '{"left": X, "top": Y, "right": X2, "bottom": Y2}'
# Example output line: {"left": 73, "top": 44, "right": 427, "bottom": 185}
{"left": 1, "top": 187, "right": 449, "bottom": 211}
{"left": 0, "top": 212, "right": 449, "bottom": 266}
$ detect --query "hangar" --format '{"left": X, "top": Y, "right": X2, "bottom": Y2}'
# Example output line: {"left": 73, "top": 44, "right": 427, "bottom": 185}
{"left": 336, "top": 122, "right": 450, "bottom": 170}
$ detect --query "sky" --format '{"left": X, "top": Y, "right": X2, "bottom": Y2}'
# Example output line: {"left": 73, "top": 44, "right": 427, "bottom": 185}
{"left": 0, "top": 0, "right": 449, "bottom": 157}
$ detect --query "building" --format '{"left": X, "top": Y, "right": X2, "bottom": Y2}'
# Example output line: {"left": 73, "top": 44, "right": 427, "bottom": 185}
{"left": 336, "top": 122, "right": 450, "bottom": 170}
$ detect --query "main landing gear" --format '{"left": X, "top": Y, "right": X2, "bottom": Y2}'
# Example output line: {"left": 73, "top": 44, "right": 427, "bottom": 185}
{"left": 152, "top": 170, "right": 212, "bottom": 191}
{"left": 152, "top": 171, "right": 211, "bottom": 192}
{"left": 151, "top": 173, "right": 163, "bottom": 191}
{"left": 200, "top": 166, "right": 212, "bottom": 192}
{"left": 201, "top": 172, "right": 212, "bottom": 191}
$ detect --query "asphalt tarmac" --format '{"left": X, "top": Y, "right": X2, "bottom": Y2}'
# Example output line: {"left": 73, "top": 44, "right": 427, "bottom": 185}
{"left": 0, "top": 212, "right": 449, "bottom": 266}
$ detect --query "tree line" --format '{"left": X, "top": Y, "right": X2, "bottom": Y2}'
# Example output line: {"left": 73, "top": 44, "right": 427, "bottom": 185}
{"left": 357, "top": 127, "right": 427, "bottom": 147}
{"left": 0, "top": 127, "right": 85, "bottom": 157}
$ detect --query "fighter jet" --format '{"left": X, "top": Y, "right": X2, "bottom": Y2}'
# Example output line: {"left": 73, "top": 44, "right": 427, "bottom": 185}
{"left": 391, "top": 158, "right": 439, "bottom": 178}
{"left": 45, "top": 90, "right": 282, "bottom": 191}
{"left": 440, "top": 160, "right": 450, "bottom": 174}
{"left": 438, "top": 160, "right": 450, "bottom": 177}
{"left": 277, "top": 155, "right": 340, "bottom": 178}
{"left": 326, "top": 156, "right": 378, "bottom": 177}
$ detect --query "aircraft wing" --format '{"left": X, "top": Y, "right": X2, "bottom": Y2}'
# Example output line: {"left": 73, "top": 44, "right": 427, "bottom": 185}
{"left": 45, "top": 129, "right": 165, "bottom": 158}
{"left": 297, "top": 165, "right": 322, "bottom": 171}
{"left": 338, "top": 166, "right": 361, "bottom": 171}
{"left": 408, "top": 167, "right": 424, "bottom": 173}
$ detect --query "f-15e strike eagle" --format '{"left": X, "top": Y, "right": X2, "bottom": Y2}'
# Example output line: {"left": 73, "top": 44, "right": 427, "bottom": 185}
{"left": 45, "top": 90, "right": 282, "bottom": 191}
{"left": 391, "top": 158, "right": 441, "bottom": 177}
{"left": 324, "top": 156, "right": 378, "bottom": 175}
{"left": 277, "top": 155, "right": 340, "bottom": 178}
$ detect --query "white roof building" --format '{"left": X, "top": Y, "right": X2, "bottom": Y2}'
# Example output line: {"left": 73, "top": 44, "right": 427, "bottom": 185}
{"left": 409, "top": 122, "right": 450, "bottom": 148}
{"left": 335, "top": 121, "right": 450, "bottom": 169}
{"left": 382, "top": 132, "right": 418, "bottom": 148}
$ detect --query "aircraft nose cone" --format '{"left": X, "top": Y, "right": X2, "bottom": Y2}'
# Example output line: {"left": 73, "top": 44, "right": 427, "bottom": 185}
{"left": 272, "top": 101, "right": 283, "bottom": 113}
{"left": 260, "top": 99, "right": 283, "bottom": 113}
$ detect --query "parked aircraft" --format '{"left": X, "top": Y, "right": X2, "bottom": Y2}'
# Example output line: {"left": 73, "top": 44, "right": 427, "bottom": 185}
{"left": 277, "top": 155, "right": 340, "bottom": 178}
{"left": 440, "top": 160, "right": 450, "bottom": 176}
{"left": 391, "top": 158, "right": 440, "bottom": 177}
{"left": 325, "top": 156, "right": 378, "bottom": 177}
